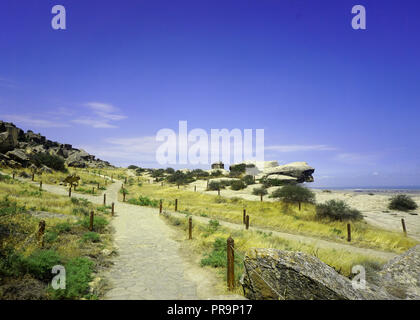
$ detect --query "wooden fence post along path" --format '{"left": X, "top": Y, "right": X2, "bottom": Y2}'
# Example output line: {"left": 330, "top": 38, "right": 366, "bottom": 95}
{"left": 175, "top": 199, "right": 178, "bottom": 212}
{"left": 159, "top": 200, "right": 162, "bottom": 214}
{"left": 188, "top": 217, "right": 192, "bottom": 240}
{"left": 89, "top": 211, "right": 94, "bottom": 231}
{"left": 227, "top": 237, "right": 235, "bottom": 290}
{"left": 347, "top": 223, "right": 351, "bottom": 242}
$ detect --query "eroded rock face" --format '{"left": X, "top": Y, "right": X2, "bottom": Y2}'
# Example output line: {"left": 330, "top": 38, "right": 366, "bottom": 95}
{"left": 0, "top": 122, "right": 21, "bottom": 153}
{"left": 378, "top": 245, "right": 420, "bottom": 300}
{"left": 240, "top": 248, "right": 393, "bottom": 300}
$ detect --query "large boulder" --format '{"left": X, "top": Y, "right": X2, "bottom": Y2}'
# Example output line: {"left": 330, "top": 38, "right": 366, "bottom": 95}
{"left": 258, "top": 162, "right": 315, "bottom": 183}
{"left": 240, "top": 248, "right": 393, "bottom": 300}
{"left": 378, "top": 245, "right": 420, "bottom": 299}
{"left": 5, "top": 149, "right": 30, "bottom": 166}
{"left": 0, "top": 123, "right": 21, "bottom": 153}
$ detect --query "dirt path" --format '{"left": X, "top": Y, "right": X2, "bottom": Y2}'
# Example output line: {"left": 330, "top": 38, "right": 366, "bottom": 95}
{"left": 18, "top": 175, "right": 236, "bottom": 300}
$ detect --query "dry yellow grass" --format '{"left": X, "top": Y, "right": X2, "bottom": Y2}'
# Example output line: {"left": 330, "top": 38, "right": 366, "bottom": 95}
{"left": 126, "top": 180, "right": 418, "bottom": 253}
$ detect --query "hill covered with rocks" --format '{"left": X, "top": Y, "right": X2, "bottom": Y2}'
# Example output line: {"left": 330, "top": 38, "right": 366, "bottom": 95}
{"left": 0, "top": 120, "right": 112, "bottom": 170}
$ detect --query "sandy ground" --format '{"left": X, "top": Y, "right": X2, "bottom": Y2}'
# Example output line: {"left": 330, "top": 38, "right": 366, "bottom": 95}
{"left": 182, "top": 180, "right": 420, "bottom": 241}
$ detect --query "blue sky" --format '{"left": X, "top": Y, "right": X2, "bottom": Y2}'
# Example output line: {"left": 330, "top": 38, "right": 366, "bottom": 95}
{"left": 1, "top": 0, "right": 420, "bottom": 187}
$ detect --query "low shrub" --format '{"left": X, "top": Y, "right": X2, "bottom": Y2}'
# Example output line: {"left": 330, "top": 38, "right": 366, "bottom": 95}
{"left": 53, "top": 222, "right": 72, "bottom": 234}
{"left": 388, "top": 195, "right": 418, "bottom": 212}
{"left": 208, "top": 181, "right": 224, "bottom": 191}
{"left": 30, "top": 153, "right": 67, "bottom": 172}
{"left": 270, "top": 185, "right": 315, "bottom": 206}
{"left": 242, "top": 175, "right": 255, "bottom": 185}
{"left": 81, "top": 232, "right": 100, "bottom": 243}
{"left": 48, "top": 257, "right": 94, "bottom": 299}
{"left": 127, "top": 196, "right": 159, "bottom": 207}
{"left": 316, "top": 200, "right": 363, "bottom": 221}
{"left": 81, "top": 216, "right": 108, "bottom": 232}
{"left": 230, "top": 180, "right": 246, "bottom": 191}
{"left": 24, "top": 250, "right": 62, "bottom": 281}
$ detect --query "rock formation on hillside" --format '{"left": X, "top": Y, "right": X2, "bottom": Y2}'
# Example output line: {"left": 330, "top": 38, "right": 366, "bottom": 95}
{"left": 0, "top": 120, "right": 112, "bottom": 170}
{"left": 240, "top": 247, "right": 420, "bottom": 300}
{"left": 228, "top": 160, "right": 315, "bottom": 183}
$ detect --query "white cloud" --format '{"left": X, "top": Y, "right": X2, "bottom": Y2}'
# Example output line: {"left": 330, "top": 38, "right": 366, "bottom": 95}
{"left": 0, "top": 114, "right": 70, "bottom": 128}
{"left": 73, "top": 102, "right": 126, "bottom": 129}
{"left": 72, "top": 118, "right": 117, "bottom": 129}
{"left": 80, "top": 136, "right": 161, "bottom": 163}
{"left": 265, "top": 144, "right": 335, "bottom": 152}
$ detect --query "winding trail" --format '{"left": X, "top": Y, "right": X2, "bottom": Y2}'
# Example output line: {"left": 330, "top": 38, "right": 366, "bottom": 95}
{"left": 8, "top": 172, "right": 406, "bottom": 298}
{"left": 22, "top": 176, "right": 229, "bottom": 299}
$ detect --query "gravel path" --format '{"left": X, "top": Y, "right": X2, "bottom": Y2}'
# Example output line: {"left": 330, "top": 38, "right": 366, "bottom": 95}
{"left": 18, "top": 175, "right": 231, "bottom": 300}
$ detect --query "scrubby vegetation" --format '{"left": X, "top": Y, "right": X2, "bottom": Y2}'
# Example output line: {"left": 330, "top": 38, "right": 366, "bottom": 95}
{"left": 388, "top": 194, "right": 418, "bottom": 212}
{"left": 270, "top": 185, "right": 315, "bottom": 209}
{"left": 252, "top": 187, "right": 268, "bottom": 201}
{"left": 30, "top": 153, "right": 67, "bottom": 172}
{"left": 316, "top": 200, "right": 363, "bottom": 221}
{"left": 124, "top": 178, "right": 417, "bottom": 253}
{"left": 0, "top": 171, "right": 112, "bottom": 300}
{"left": 230, "top": 180, "right": 246, "bottom": 191}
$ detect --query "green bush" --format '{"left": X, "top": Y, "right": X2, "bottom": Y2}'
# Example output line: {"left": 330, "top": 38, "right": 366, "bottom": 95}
{"left": 81, "top": 232, "right": 100, "bottom": 243}
{"left": 316, "top": 200, "right": 363, "bottom": 221}
{"left": 388, "top": 195, "right": 418, "bottom": 212}
{"left": 0, "top": 196, "right": 25, "bottom": 217}
{"left": 201, "top": 238, "right": 226, "bottom": 267}
{"left": 127, "top": 165, "right": 138, "bottom": 169}
{"left": 127, "top": 196, "right": 159, "bottom": 207}
{"left": 242, "top": 175, "right": 255, "bottom": 185}
{"left": 230, "top": 180, "right": 246, "bottom": 190}
{"left": 53, "top": 222, "right": 72, "bottom": 234}
{"left": 81, "top": 216, "right": 108, "bottom": 232}
{"left": 252, "top": 187, "right": 268, "bottom": 197}
{"left": 24, "top": 250, "right": 62, "bottom": 281}
{"left": 0, "top": 173, "right": 11, "bottom": 182}
{"left": 48, "top": 257, "right": 94, "bottom": 299}
{"left": 208, "top": 181, "right": 224, "bottom": 191}
{"left": 0, "top": 247, "right": 25, "bottom": 277}
{"left": 270, "top": 185, "right": 315, "bottom": 205}
{"left": 44, "top": 231, "right": 59, "bottom": 243}
{"left": 30, "top": 153, "right": 67, "bottom": 172}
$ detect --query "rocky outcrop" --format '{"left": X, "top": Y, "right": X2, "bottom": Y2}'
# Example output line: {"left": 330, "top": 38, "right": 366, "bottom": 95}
{"left": 240, "top": 248, "right": 394, "bottom": 300}
{"left": 0, "top": 121, "right": 22, "bottom": 153}
{"left": 0, "top": 120, "right": 113, "bottom": 170}
{"left": 378, "top": 245, "right": 420, "bottom": 299}
{"left": 257, "top": 161, "right": 315, "bottom": 183}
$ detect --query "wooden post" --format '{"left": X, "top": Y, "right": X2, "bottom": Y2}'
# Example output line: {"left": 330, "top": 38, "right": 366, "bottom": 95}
{"left": 89, "top": 211, "right": 94, "bottom": 231}
{"left": 188, "top": 217, "right": 192, "bottom": 240}
{"left": 298, "top": 202, "right": 301, "bottom": 211}
{"left": 159, "top": 200, "right": 162, "bottom": 214}
{"left": 227, "top": 237, "right": 235, "bottom": 290}
{"left": 103, "top": 193, "right": 106, "bottom": 206}
{"left": 97, "top": 183, "right": 100, "bottom": 189}
{"left": 175, "top": 199, "right": 178, "bottom": 212}
{"left": 401, "top": 218, "right": 407, "bottom": 236}
{"left": 194, "top": 185, "right": 196, "bottom": 192}
{"left": 218, "top": 189, "right": 220, "bottom": 196}
{"left": 92, "top": 186, "right": 95, "bottom": 194}
{"left": 243, "top": 209, "right": 246, "bottom": 224}
{"left": 39, "top": 181, "right": 42, "bottom": 190}
{"left": 123, "top": 190, "right": 126, "bottom": 202}
{"left": 12, "top": 172, "right": 15, "bottom": 179}
{"left": 347, "top": 223, "right": 351, "bottom": 242}
{"left": 68, "top": 187, "right": 72, "bottom": 197}
{"left": 111, "top": 202, "right": 115, "bottom": 216}
{"left": 37, "top": 220, "right": 46, "bottom": 247}
{"left": 260, "top": 194, "right": 263, "bottom": 202}
{"left": 32, "top": 173, "right": 34, "bottom": 181}
{"left": 246, "top": 215, "right": 250, "bottom": 230}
